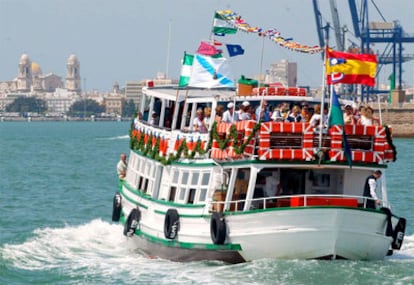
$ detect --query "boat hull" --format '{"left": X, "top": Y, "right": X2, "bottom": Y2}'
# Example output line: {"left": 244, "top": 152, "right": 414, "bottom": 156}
{"left": 120, "top": 194, "right": 393, "bottom": 262}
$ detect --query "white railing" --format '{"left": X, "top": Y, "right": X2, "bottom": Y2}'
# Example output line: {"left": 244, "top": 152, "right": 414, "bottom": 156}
{"left": 211, "top": 194, "right": 384, "bottom": 212}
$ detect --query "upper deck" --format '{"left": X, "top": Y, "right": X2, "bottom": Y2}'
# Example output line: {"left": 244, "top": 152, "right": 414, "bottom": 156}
{"left": 130, "top": 86, "right": 396, "bottom": 166}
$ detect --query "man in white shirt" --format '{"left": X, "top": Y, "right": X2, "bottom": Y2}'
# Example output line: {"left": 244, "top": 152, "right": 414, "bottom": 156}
{"left": 117, "top": 153, "right": 128, "bottom": 180}
{"left": 222, "top": 102, "right": 239, "bottom": 123}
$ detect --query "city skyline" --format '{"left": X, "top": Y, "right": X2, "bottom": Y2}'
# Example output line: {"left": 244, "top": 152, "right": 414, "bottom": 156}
{"left": 1, "top": 0, "right": 414, "bottom": 91}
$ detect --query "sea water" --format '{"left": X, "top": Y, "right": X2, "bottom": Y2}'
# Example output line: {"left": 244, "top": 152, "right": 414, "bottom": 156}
{"left": 0, "top": 122, "right": 413, "bottom": 285}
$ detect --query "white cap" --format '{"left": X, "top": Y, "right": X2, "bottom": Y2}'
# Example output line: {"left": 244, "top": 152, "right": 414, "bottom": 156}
{"left": 242, "top": 101, "right": 250, "bottom": 107}
{"left": 227, "top": 102, "right": 234, "bottom": 108}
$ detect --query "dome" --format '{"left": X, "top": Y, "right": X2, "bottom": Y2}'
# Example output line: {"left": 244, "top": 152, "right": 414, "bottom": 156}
{"left": 67, "top": 54, "right": 79, "bottom": 64}
{"left": 31, "top": 62, "right": 42, "bottom": 75}
{"left": 19, "top": 53, "right": 30, "bottom": 64}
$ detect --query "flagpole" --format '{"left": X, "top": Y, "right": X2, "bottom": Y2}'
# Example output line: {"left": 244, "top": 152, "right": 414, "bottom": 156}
{"left": 318, "top": 44, "right": 328, "bottom": 150}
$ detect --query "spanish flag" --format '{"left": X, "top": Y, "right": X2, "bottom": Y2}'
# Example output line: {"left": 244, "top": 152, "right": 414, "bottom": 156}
{"left": 326, "top": 49, "right": 377, "bottom": 86}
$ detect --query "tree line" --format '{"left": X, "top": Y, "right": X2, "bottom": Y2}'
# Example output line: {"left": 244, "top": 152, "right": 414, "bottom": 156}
{"left": 4, "top": 97, "right": 136, "bottom": 117}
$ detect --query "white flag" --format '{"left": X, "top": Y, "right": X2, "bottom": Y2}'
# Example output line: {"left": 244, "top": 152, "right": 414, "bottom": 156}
{"left": 188, "top": 54, "right": 235, "bottom": 88}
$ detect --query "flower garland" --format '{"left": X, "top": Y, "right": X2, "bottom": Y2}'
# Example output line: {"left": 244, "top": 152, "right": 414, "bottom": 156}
{"left": 211, "top": 121, "right": 261, "bottom": 155}
{"left": 129, "top": 126, "right": 209, "bottom": 165}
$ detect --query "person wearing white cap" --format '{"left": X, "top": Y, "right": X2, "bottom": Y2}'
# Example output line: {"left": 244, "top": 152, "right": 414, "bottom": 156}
{"left": 222, "top": 102, "right": 239, "bottom": 123}
{"left": 239, "top": 101, "right": 251, "bottom": 120}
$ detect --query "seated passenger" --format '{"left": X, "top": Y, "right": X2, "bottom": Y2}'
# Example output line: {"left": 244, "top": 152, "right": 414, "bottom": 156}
{"left": 222, "top": 102, "right": 239, "bottom": 123}
{"left": 358, "top": 106, "right": 380, "bottom": 126}
{"left": 286, "top": 105, "right": 303, "bottom": 123}
{"left": 239, "top": 101, "right": 251, "bottom": 120}
{"left": 193, "top": 109, "right": 208, "bottom": 133}
{"left": 343, "top": 104, "right": 356, "bottom": 125}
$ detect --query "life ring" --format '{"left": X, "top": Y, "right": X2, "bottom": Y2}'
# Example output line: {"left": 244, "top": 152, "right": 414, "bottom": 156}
{"left": 123, "top": 208, "right": 141, "bottom": 237}
{"left": 164, "top": 209, "right": 180, "bottom": 239}
{"left": 112, "top": 192, "right": 122, "bottom": 222}
{"left": 210, "top": 212, "right": 226, "bottom": 245}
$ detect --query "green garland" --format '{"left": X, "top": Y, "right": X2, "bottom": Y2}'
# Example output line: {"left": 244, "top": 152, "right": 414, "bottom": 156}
{"left": 129, "top": 120, "right": 260, "bottom": 165}
{"left": 210, "top": 121, "right": 261, "bottom": 155}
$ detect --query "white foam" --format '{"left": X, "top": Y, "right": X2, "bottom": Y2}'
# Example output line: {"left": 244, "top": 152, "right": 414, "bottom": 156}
{"left": 2, "top": 220, "right": 413, "bottom": 283}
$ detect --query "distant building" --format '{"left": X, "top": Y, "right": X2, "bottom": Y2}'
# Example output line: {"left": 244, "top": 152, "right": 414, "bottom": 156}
{"left": 265, "top": 60, "right": 298, "bottom": 87}
{"left": 65, "top": 54, "right": 81, "bottom": 93}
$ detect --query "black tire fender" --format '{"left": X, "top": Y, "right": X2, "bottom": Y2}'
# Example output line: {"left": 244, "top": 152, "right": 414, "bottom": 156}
{"left": 112, "top": 192, "right": 122, "bottom": 222}
{"left": 123, "top": 208, "right": 141, "bottom": 237}
{"left": 164, "top": 209, "right": 180, "bottom": 239}
{"left": 392, "top": 217, "right": 406, "bottom": 250}
{"left": 210, "top": 212, "right": 226, "bottom": 245}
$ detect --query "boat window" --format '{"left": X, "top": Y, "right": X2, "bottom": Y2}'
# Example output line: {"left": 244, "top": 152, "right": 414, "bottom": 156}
{"left": 179, "top": 187, "right": 186, "bottom": 200}
{"left": 169, "top": 186, "right": 176, "bottom": 202}
{"left": 188, "top": 188, "right": 196, "bottom": 204}
{"left": 201, "top": 173, "right": 210, "bottom": 185}
{"left": 199, "top": 188, "right": 207, "bottom": 202}
{"left": 182, "top": 172, "right": 189, "bottom": 185}
{"left": 143, "top": 179, "right": 149, "bottom": 193}
{"left": 172, "top": 170, "right": 179, "bottom": 184}
{"left": 138, "top": 176, "right": 143, "bottom": 191}
{"left": 191, "top": 173, "right": 199, "bottom": 185}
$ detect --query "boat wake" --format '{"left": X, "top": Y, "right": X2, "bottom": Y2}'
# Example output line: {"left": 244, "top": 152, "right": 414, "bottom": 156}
{"left": 1, "top": 219, "right": 413, "bottom": 283}
{"left": 0, "top": 219, "right": 229, "bottom": 284}
{"left": 102, "top": 135, "right": 129, "bottom": 140}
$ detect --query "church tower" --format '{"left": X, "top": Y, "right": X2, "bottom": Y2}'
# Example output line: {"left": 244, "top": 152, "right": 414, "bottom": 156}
{"left": 65, "top": 54, "right": 81, "bottom": 93}
{"left": 17, "top": 54, "right": 32, "bottom": 92}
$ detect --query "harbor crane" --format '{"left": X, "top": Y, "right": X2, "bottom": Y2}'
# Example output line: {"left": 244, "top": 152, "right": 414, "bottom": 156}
{"left": 313, "top": 0, "right": 414, "bottom": 101}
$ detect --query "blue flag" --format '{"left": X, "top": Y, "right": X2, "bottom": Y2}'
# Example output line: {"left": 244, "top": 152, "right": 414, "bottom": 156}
{"left": 329, "top": 89, "right": 352, "bottom": 168}
{"left": 226, "top": 44, "right": 245, "bottom": 57}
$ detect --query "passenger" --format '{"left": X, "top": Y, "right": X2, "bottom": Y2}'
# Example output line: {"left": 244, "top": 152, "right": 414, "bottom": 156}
{"left": 271, "top": 103, "right": 286, "bottom": 122}
{"left": 358, "top": 106, "right": 380, "bottom": 126}
{"left": 150, "top": 111, "right": 159, "bottom": 126}
{"left": 239, "top": 101, "right": 251, "bottom": 120}
{"left": 286, "top": 105, "right": 303, "bottom": 122}
{"left": 309, "top": 104, "right": 321, "bottom": 127}
{"left": 222, "top": 102, "right": 239, "bottom": 123}
{"left": 117, "top": 153, "right": 128, "bottom": 180}
{"left": 255, "top": 100, "right": 271, "bottom": 122}
{"left": 264, "top": 173, "right": 281, "bottom": 198}
{"left": 193, "top": 109, "right": 208, "bottom": 133}
{"left": 363, "top": 170, "right": 382, "bottom": 209}
{"left": 343, "top": 104, "right": 356, "bottom": 125}
{"left": 215, "top": 105, "right": 225, "bottom": 123}
{"left": 301, "top": 103, "right": 312, "bottom": 123}
{"left": 204, "top": 106, "right": 212, "bottom": 129}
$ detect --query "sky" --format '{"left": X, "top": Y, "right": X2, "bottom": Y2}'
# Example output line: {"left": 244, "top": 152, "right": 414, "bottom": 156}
{"left": 1, "top": 0, "right": 413, "bottom": 92}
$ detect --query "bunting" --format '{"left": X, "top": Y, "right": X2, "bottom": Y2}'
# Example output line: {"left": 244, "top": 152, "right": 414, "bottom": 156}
{"left": 326, "top": 48, "right": 377, "bottom": 86}
{"left": 214, "top": 10, "right": 322, "bottom": 54}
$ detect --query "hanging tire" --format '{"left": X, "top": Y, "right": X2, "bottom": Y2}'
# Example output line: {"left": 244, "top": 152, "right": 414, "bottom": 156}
{"left": 112, "top": 192, "right": 122, "bottom": 222}
{"left": 210, "top": 212, "right": 226, "bottom": 245}
{"left": 123, "top": 208, "right": 141, "bottom": 237}
{"left": 164, "top": 209, "right": 180, "bottom": 239}
{"left": 392, "top": 217, "right": 406, "bottom": 250}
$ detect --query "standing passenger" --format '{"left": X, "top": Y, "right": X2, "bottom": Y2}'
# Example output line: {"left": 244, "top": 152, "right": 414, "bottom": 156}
{"left": 363, "top": 170, "right": 382, "bottom": 209}
{"left": 117, "top": 153, "right": 128, "bottom": 180}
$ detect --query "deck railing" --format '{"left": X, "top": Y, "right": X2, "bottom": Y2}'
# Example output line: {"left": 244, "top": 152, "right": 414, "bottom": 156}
{"left": 212, "top": 194, "right": 382, "bottom": 212}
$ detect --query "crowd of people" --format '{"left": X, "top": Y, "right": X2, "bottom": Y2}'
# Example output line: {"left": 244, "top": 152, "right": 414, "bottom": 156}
{"left": 133, "top": 100, "right": 381, "bottom": 135}
{"left": 211, "top": 100, "right": 380, "bottom": 129}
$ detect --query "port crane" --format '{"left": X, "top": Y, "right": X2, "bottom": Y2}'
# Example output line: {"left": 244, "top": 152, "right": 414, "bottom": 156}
{"left": 313, "top": 0, "right": 414, "bottom": 101}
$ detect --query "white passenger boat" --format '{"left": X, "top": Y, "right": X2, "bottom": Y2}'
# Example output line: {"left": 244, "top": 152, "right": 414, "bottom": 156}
{"left": 112, "top": 83, "right": 406, "bottom": 262}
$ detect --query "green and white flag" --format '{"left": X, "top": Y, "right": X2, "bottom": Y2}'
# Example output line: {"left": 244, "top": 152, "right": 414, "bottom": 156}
{"left": 178, "top": 52, "right": 194, "bottom": 87}
{"left": 188, "top": 54, "right": 235, "bottom": 88}
{"left": 213, "top": 12, "right": 238, "bottom": 35}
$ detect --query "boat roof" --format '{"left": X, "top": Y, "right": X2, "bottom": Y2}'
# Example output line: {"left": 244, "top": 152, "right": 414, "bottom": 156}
{"left": 143, "top": 85, "right": 327, "bottom": 105}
